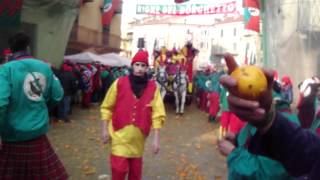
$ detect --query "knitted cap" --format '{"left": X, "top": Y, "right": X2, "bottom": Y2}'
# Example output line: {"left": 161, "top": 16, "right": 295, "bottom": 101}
{"left": 131, "top": 50, "right": 149, "bottom": 66}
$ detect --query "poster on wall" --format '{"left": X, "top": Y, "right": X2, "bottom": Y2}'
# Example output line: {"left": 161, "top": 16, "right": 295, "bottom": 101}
{"left": 0, "top": 0, "right": 23, "bottom": 27}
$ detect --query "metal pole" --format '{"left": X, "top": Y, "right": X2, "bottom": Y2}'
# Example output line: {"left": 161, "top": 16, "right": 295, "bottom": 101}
{"left": 260, "top": 0, "right": 269, "bottom": 68}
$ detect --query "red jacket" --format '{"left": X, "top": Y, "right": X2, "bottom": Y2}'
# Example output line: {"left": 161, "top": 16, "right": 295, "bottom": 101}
{"left": 112, "top": 76, "right": 156, "bottom": 136}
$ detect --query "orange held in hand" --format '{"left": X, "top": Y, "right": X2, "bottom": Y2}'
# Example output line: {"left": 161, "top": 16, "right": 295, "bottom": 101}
{"left": 230, "top": 65, "right": 267, "bottom": 100}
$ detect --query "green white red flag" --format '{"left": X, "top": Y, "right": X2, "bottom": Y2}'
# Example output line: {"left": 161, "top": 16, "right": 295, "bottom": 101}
{"left": 243, "top": 0, "right": 260, "bottom": 32}
{"left": 102, "top": 0, "right": 120, "bottom": 26}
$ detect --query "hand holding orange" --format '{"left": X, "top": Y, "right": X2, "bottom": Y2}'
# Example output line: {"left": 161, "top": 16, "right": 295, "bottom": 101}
{"left": 221, "top": 53, "right": 274, "bottom": 130}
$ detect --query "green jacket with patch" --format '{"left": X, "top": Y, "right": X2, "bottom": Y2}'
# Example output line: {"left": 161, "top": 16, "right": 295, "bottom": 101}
{"left": 0, "top": 58, "right": 63, "bottom": 142}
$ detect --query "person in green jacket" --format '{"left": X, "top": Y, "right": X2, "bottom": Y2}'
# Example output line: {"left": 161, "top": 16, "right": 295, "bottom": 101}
{"left": 297, "top": 77, "right": 320, "bottom": 135}
{"left": 0, "top": 32, "right": 68, "bottom": 179}
{"left": 194, "top": 71, "right": 206, "bottom": 108}
{"left": 196, "top": 71, "right": 209, "bottom": 111}
{"left": 207, "top": 70, "right": 225, "bottom": 122}
{"left": 218, "top": 86, "right": 298, "bottom": 180}
{"left": 112, "top": 67, "right": 122, "bottom": 80}
{"left": 219, "top": 87, "right": 246, "bottom": 137}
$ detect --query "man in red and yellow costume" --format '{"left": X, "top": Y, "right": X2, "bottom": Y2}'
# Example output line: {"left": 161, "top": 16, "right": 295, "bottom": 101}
{"left": 101, "top": 50, "right": 166, "bottom": 180}
{"left": 182, "top": 42, "right": 198, "bottom": 93}
{"left": 154, "top": 47, "right": 168, "bottom": 70}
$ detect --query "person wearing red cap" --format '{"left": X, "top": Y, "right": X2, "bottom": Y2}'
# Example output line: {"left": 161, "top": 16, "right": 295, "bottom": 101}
{"left": 81, "top": 64, "right": 96, "bottom": 108}
{"left": 100, "top": 50, "right": 166, "bottom": 180}
{"left": 281, "top": 75, "right": 293, "bottom": 105}
{"left": 1, "top": 49, "right": 12, "bottom": 64}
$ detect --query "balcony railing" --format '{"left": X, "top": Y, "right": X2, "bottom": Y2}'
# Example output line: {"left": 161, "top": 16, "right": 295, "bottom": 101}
{"left": 69, "top": 25, "right": 121, "bottom": 50}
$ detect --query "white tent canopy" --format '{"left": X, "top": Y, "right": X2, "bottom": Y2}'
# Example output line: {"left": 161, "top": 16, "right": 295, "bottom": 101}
{"left": 64, "top": 52, "right": 131, "bottom": 67}
{"left": 64, "top": 52, "right": 104, "bottom": 64}
{"left": 99, "top": 53, "right": 131, "bottom": 67}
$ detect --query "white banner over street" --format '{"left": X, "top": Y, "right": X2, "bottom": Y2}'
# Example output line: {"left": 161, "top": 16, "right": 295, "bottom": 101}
{"left": 136, "top": 1, "right": 237, "bottom": 16}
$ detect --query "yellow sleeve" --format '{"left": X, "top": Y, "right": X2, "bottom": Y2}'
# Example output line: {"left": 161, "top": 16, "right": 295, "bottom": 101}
{"left": 151, "top": 87, "right": 166, "bottom": 129}
{"left": 100, "top": 79, "right": 118, "bottom": 121}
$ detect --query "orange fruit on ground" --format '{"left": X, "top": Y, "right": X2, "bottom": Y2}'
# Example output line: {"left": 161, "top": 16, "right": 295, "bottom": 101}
{"left": 230, "top": 65, "right": 267, "bottom": 100}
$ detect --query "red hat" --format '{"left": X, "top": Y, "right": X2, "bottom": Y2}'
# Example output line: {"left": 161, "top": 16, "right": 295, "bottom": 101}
{"left": 281, "top": 75, "right": 292, "bottom": 86}
{"left": 62, "top": 64, "right": 73, "bottom": 72}
{"left": 2, "top": 49, "right": 11, "bottom": 56}
{"left": 132, "top": 50, "right": 149, "bottom": 66}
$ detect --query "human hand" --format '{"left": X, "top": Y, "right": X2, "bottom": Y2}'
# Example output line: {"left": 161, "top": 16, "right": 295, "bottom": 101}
{"left": 219, "top": 53, "right": 274, "bottom": 130}
{"left": 218, "top": 137, "right": 236, "bottom": 157}
{"left": 101, "top": 129, "right": 110, "bottom": 144}
{"left": 224, "top": 132, "right": 236, "bottom": 145}
{"left": 152, "top": 132, "right": 160, "bottom": 155}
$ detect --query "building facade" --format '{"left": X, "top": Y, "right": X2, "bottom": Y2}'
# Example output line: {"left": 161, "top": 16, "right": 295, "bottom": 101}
{"left": 0, "top": 0, "right": 79, "bottom": 66}
{"left": 66, "top": 0, "right": 123, "bottom": 55}
{"left": 261, "top": 0, "right": 320, "bottom": 102}
{"left": 128, "top": 16, "right": 215, "bottom": 69}
{"left": 211, "top": 15, "right": 262, "bottom": 67}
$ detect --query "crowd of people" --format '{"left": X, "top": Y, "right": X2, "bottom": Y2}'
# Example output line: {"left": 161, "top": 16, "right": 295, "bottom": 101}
{"left": 192, "top": 63, "right": 296, "bottom": 132}
{"left": 0, "top": 32, "right": 320, "bottom": 180}
{"left": 1, "top": 45, "right": 133, "bottom": 123}
{"left": 49, "top": 60, "right": 130, "bottom": 122}
{"left": 193, "top": 66, "right": 246, "bottom": 136}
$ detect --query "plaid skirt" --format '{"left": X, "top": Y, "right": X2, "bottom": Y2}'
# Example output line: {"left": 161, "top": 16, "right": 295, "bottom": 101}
{"left": 0, "top": 135, "right": 68, "bottom": 180}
